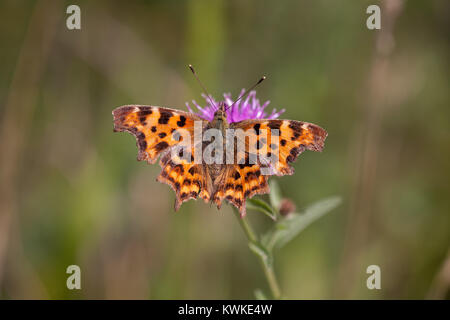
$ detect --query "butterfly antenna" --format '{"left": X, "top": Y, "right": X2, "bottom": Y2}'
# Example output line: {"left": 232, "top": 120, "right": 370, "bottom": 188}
{"left": 225, "top": 76, "right": 266, "bottom": 112}
{"left": 188, "top": 64, "right": 216, "bottom": 108}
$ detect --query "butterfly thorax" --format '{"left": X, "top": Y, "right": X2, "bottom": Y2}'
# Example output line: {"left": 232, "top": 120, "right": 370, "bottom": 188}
{"left": 206, "top": 102, "right": 229, "bottom": 182}
{"left": 210, "top": 101, "right": 229, "bottom": 130}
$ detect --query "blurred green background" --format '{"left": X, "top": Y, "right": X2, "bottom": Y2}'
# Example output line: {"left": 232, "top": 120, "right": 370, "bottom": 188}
{"left": 0, "top": 0, "right": 449, "bottom": 299}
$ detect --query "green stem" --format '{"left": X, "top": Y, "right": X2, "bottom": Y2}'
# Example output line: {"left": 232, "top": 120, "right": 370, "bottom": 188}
{"left": 233, "top": 209, "right": 282, "bottom": 299}
{"left": 234, "top": 210, "right": 258, "bottom": 243}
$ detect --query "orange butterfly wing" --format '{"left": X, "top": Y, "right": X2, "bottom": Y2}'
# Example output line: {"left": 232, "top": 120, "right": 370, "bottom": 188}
{"left": 235, "top": 119, "right": 327, "bottom": 176}
{"left": 211, "top": 119, "right": 327, "bottom": 216}
{"left": 212, "top": 163, "right": 269, "bottom": 217}
{"left": 113, "top": 105, "right": 201, "bottom": 163}
{"left": 157, "top": 151, "right": 212, "bottom": 210}
{"left": 112, "top": 105, "right": 211, "bottom": 209}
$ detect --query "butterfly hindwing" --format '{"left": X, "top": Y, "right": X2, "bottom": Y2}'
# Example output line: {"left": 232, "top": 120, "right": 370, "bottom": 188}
{"left": 157, "top": 152, "right": 211, "bottom": 210}
{"left": 212, "top": 161, "right": 269, "bottom": 217}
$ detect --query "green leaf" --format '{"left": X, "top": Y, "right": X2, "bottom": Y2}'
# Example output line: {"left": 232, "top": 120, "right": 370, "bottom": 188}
{"left": 262, "top": 196, "right": 341, "bottom": 251}
{"left": 247, "top": 198, "right": 277, "bottom": 220}
{"left": 269, "top": 180, "right": 282, "bottom": 212}
{"left": 254, "top": 289, "right": 268, "bottom": 300}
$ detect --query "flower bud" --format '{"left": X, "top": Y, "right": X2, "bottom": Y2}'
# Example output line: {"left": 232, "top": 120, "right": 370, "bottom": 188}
{"left": 279, "top": 198, "right": 296, "bottom": 216}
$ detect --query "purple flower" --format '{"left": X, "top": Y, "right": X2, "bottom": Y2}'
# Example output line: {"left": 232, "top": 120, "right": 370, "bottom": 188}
{"left": 185, "top": 89, "right": 285, "bottom": 123}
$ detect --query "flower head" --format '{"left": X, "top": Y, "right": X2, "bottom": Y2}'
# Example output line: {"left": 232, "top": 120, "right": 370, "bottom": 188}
{"left": 186, "top": 89, "right": 285, "bottom": 123}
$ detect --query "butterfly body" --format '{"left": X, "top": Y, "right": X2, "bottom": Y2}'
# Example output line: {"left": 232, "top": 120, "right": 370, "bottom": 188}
{"left": 113, "top": 101, "right": 327, "bottom": 216}
{"left": 203, "top": 102, "right": 229, "bottom": 182}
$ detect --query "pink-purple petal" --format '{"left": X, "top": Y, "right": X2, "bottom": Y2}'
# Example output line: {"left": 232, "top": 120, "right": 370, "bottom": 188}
{"left": 186, "top": 89, "right": 284, "bottom": 123}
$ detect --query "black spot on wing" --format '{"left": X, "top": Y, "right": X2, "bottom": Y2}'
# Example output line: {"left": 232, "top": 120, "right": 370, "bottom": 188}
{"left": 177, "top": 115, "right": 186, "bottom": 127}
{"left": 268, "top": 120, "right": 282, "bottom": 130}
{"left": 246, "top": 172, "right": 256, "bottom": 179}
{"left": 255, "top": 138, "right": 266, "bottom": 150}
{"left": 155, "top": 141, "right": 169, "bottom": 152}
{"left": 190, "top": 191, "right": 198, "bottom": 198}
{"left": 286, "top": 145, "right": 305, "bottom": 163}
{"left": 288, "top": 121, "right": 303, "bottom": 132}
{"left": 173, "top": 164, "right": 184, "bottom": 173}
{"left": 158, "top": 110, "right": 173, "bottom": 124}
{"left": 253, "top": 123, "right": 261, "bottom": 135}
{"left": 188, "top": 167, "right": 198, "bottom": 176}
{"left": 138, "top": 139, "right": 147, "bottom": 150}
{"left": 138, "top": 109, "right": 152, "bottom": 116}
{"left": 136, "top": 132, "right": 145, "bottom": 140}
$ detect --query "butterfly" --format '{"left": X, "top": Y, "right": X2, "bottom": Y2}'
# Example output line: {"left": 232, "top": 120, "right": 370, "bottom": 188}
{"left": 113, "top": 105, "right": 327, "bottom": 217}
{"left": 112, "top": 69, "right": 327, "bottom": 217}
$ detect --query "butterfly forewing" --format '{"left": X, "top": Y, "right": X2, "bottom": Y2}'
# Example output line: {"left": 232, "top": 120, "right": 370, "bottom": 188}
{"left": 113, "top": 105, "right": 204, "bottom": 163}
{"left": 233, "top": 119, "right": 327, "bottom": 176}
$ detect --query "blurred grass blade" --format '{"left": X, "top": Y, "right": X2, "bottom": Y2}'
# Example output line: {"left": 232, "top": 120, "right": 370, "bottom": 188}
{"left": 254, "top": 289, "right": 268, "bottom": 300}
{"left": 262, "top": 196, "right": 341, "bottom": 251}
{"left": 247, "top": 198, "right": 277, "bottom": 220}
{"left": 269, "top": 180, "right": 282, "bottom": 212}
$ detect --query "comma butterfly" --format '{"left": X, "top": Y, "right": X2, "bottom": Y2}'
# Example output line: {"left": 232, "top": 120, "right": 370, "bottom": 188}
{"left": 112, "top": 66, "right": 327, "bottom": 216}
